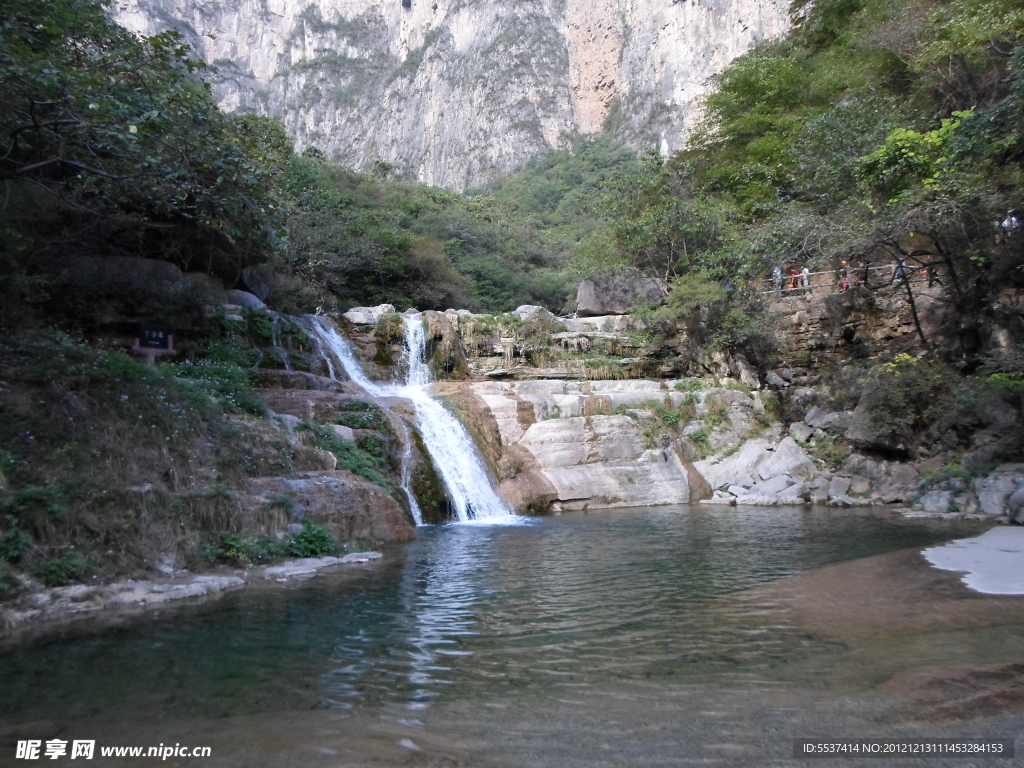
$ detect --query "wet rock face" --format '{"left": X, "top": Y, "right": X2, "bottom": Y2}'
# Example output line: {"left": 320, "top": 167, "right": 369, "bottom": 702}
{"left": 407, "top": 430, "right": 451, "bottom": 524}
{"left": 111, "top": 0, "right": 789, "bottom": 190}
{"left": 242, "top": 470, "right": 416, "bottom": 546}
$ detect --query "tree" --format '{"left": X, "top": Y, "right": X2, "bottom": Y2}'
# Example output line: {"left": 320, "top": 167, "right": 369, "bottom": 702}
{"left": 0, "top": 0, "right": 278, "bottom": 280}
{"left": 603, "top": 152, "right": 723, "bottom": 283}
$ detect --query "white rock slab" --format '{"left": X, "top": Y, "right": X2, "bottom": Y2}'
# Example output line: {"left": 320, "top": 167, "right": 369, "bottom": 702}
{"left": 922, "top": 528, "right": 1024, "bottom": 595}
{"left": 343, "top": 304, "right": 395, "bottom": 325}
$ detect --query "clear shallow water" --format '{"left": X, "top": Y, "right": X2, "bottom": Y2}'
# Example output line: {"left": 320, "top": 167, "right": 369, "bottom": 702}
{"left": 0, "top": 507, "right": 989, "bottom": 728}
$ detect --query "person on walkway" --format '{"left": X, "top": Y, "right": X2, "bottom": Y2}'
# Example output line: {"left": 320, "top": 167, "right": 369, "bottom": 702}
{"left": 789, "top": 268, "right": 800, "bottom": 290}
{"left": 800, "top": 265, "right": 811, "bottom": 294}
{"left": 1001, "top": 212, "right": 1020, "bottom": 238}
{"left": 839, "top": 261, "right": 850, "bottom": 292}
{"left": 891, "top": 257, "right": 907, "bottom": 284}
{"left": 772, "top": 265, "right": 782, "bottom": 297}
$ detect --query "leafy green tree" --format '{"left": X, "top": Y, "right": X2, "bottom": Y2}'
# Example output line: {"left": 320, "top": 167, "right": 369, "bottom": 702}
{"left": 603, "top": 152, "right": 724, "bottom": 282}
{"left": 0, "top": 0, "right": 278, "bottom": 286}
{"left": 858, "top": 110, "right": 973, "bottom": 203}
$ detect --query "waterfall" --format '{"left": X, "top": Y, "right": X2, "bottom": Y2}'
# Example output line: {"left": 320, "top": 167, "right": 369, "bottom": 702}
{"left": 268, "top": 312, "right": 292, "bottom": 371}
{"left": 391, "top": 417, "right": 424, "bottom": 527}
{"left": 398, "top": 316, "right": 513, "bottom": 522}
{"left": 307, "top": 314, "right": 514, "bottom": 524}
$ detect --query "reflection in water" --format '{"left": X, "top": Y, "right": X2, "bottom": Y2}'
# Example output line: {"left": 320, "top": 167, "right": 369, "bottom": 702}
{"left": 0, "top": 507, "right": 995, "bottom": 726}
{"left": 323, "top": 527, "right": 488, "bottom": 711}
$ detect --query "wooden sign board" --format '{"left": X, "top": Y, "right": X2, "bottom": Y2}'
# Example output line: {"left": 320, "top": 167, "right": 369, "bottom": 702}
{"left": 131, "top": 324, "right": 175, "bottom": 365}
{"left": 138, "top": 324, "right": 172, "bottom": 350}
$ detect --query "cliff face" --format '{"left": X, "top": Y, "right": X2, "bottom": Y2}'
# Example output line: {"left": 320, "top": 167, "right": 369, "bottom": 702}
{"left": 111, "top": 0, "right": 790, "bottom": 190}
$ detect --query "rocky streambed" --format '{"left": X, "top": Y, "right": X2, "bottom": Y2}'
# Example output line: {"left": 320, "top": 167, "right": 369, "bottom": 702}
{"left": 334, "top": 302, "right": 1024, "bottom": 522}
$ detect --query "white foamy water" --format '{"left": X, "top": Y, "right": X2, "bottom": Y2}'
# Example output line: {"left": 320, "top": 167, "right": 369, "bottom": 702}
{"left": 307, "top": 314, "right": 515, "bottom": 524}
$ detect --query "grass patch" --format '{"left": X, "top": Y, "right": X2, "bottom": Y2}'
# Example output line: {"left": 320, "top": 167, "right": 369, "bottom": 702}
{"left": 201, "top": 521, "right": 340, "bottom": 566}
{"left": 163, "top": 360, "right": 266, "bottom": 415}
{"left": 702, "top": 395, "right": 730, "bottom": 428}
{"left": 307, "top": 424, "right": 391, "bottom": 489}
{"left": 335, "top": 400, "right": 389, "bottom": 431}
{"left": 808, "top": 433, "right": 851, "bottom": 470}
{"left": 688, "top": 428, "right": 712, "bottom": 460}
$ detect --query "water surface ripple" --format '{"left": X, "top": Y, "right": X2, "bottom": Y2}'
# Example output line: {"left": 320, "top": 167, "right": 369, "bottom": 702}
{"left": 0, "top": 506, "right": 987, "bottom": 727}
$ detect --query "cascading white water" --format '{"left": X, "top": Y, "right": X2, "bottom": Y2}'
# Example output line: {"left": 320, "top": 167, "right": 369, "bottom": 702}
{"left": 398, "top": 316, "right": 513, "bottom": 522}
{"left": 307, "top": 314, "right": 514, "bottom": 524}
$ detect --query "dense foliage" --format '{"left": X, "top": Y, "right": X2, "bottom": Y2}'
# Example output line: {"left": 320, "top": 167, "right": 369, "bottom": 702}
{"left": 268, "top": 141, "right": 577, "bottom": 314}
{"left": 587, "top": 0, "right": 1024, "bottom": 367}
{"left": 0, "top": 0, "right": 280, "bottom": 326}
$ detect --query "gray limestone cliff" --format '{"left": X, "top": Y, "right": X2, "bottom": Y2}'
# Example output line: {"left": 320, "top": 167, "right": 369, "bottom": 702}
{"left": 111, "top": 0, "right": 790, "bottom": 190}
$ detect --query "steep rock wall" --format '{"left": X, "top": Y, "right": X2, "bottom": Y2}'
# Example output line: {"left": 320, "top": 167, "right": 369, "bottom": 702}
{"left": 111, "top": 0, "right": 790, "bottom": 190}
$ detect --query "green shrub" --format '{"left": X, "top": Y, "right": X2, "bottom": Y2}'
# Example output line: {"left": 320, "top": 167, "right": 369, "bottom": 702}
{"left": 703, "top": 396, "right": 730, "bottom": 428}
{"left": 286, "top": 521, "right": 337, "bottom": 558}
{"left": 2, "top": 486, "right": 66, "bottom": 534}
{"left": 810, "top": 433, "right": 851, "bottom": 470}
{"left": 335, "top": 400, "right": 388, "bottom": 431}
{"left": 201, "top": 521, "right": 337, "bottom": 565}
{"left": 207, "top": 533, "right": 286, "bottom": 565}
{"left": 688, "top": 429, "right": 712, "bottom": 459}
{"left": 0, "top": 519, "right": 32, "bottom": 563}
{"left": 33, "top": 552, "right": 85, "bottom": 587}
{"left": 0, "top": 568, "right": 16, "bottom": 600}
{"left": 375, "top": 313, "right": 404, "bottom": 344}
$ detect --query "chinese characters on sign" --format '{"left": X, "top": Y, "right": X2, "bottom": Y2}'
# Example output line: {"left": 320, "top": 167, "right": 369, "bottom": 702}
{"left": 130, "top": 323, "right": 175, "bottom": 366}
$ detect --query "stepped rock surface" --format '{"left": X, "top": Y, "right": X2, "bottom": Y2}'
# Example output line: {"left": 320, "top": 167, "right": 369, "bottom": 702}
{"left": 112, "top": 0, "right": 790, "bottom": 190}
{"left": 434, "top": 379, "right": 714, "bottom": 513}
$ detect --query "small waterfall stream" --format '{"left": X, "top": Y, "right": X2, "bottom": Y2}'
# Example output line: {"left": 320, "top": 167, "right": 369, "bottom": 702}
{"left": 268, "top": 312, "right": 292, "bottom": 371}
{"left": 307, "top": 314, "right": 513, "bottom": 524}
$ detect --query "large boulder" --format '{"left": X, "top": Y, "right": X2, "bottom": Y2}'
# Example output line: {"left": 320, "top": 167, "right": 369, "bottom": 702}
{"left": 562, "top": 315, "right": 633, "bottom": 333}
{"left": 694, "top": 438, "right": 773, "bottom": 491}
{"left": 790, "top": 422, "right": 814, "bottom": 442}
{"left": 575, "top": 269, "right": 667, "bottom": 317}
{"left": 748, "top": 474, "right": 795, "bottom": 496}
{"left": 1009, "top": 485, "right": 1024, "bottom": 524}
{"left": 804, "top": 407, "right": 848, "bottom": 431}
{"left": 455, "top": 381, "right": 709, "bottom": 511}
{"left": 242, "top": 471, "right": 416, "bottom": 546}
{"left": 758, "top": 437, "right": 815, "bottom": 480}
{"left": 973, "top": 464, "right": 1024, "bottom": 516}
{"left": 226, "top": 289, "right": 265, "bottom": 310}
{"left": 828, "top": 476, "right": 851, "bottom": 500}
{"left": 919, "top": 490, "right": 953, "bottom": 514}
{"left": 845, "top": 392, "right": 905, "bottom": 454}
{"left": 343, "top": 304, "right": 396, "bottom": 325}
{"left": 241, "top": 266, "right": 271, "bottom": 302}
{"left": 509, "top": 305, "right": 557, "bottom": 323}
{"left": 874, "top": 463, "right": 919, "bottom": 503}
{"left": 422, "top": 310, "right": 470, "bottom": 378}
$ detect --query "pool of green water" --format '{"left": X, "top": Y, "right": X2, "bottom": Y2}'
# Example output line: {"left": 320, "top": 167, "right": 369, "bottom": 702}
{"left": 1, "top": 506, "right": 1019, "bottom": 767}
